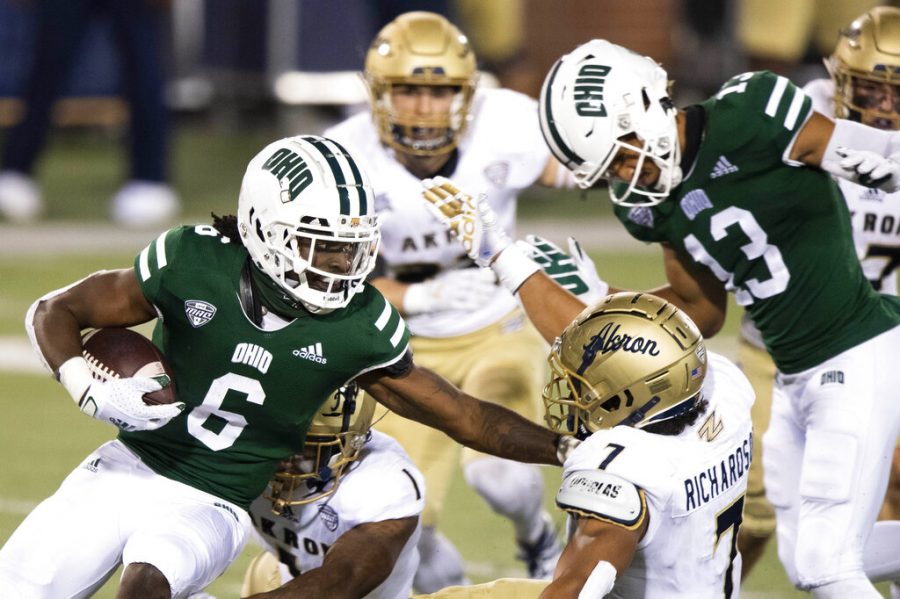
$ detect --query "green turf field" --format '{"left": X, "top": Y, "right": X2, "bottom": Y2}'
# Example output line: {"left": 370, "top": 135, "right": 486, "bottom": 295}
{"left": 0, "top": 124, "right": 892, "bottom": 597}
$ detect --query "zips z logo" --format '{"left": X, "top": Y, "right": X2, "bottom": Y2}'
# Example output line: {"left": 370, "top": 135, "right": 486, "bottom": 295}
{"left": 575, "top": 65, "right": 611, "bottom": 117}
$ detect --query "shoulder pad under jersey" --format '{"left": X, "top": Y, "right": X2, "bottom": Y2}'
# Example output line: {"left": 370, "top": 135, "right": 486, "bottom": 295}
{"left": 556, "top": 469, "right": 647, "bottom": 529}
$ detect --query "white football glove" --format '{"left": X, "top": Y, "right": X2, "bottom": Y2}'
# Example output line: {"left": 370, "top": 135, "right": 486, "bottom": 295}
{"left": 421, "top": 176, "right": 512, "bottom": 266}
{"left": 518, "top": 235, "right": 609, "bottom": 304}
{"left": 422, "top": 176, "right": 541, "bottom": 292}
{"left": 58, "top": 356, "right": 185, "bottom": 432}
{"left": 403, "top": 267, "right": 499, "bottom": 315}
{"left": 834, "top": 147, "right": 900, "bottom": 192}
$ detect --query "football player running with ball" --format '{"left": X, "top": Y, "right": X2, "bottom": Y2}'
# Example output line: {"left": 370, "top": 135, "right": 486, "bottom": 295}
{"left": 424, "top": 39, "right": 900, "bottom": 598}
{"left": 542, "top": 293, "right": 754, "bottom": 598}
{"left": 0, "top": 135, "right": 567, "bottom": 599}
{"left": 324, "top": 12, "right": 580, "bottom": 589}
{"left": 242, "top": 385, "right": 425, "bottom": 599}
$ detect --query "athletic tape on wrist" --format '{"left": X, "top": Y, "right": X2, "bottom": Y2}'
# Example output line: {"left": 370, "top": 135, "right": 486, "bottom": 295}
{"left": 57, "top": 356, "right": 94, "bottom": 407}
{"left": 493, "top": 246, "right": 540, "bottom": 293}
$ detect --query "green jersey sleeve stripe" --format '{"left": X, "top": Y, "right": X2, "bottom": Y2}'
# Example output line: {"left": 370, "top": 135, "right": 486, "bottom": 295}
{"left": 764, "top": 75, "right": 788, "bottom": 119}
{"left": 784, "top": 89, "right": 807, "bottom": 130}
{"left": 138, "top": 245, "right": 151, "bottom": 281}
{"left": 138, "top": 231, "right": 171, "bottom": 281}
{"left": 390, "top": 316, "right": 407, "bottom": 348}
{"left": 375, "top": 296, "right": 392, "bottom": 331}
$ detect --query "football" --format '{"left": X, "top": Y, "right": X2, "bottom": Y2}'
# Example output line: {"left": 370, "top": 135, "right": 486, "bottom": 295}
{"left": 81, "top": 328, "right": 177, "bottom": 405}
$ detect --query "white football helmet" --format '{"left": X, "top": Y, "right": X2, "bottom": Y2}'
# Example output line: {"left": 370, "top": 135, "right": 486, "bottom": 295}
{"left": 266, "top": 383, "right": 374, "bottom": 511}
{"left": 539, "top": 39, "right": 681, "bottom": 206}
{"left": 543, "top": 292, "right": 706, "bottom": 438}
{"left": 238, "top": 135, "right": 380, "bottom": 314}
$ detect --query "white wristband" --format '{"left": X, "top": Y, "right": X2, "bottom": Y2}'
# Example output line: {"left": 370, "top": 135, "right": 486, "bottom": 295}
{"left": 492, "top": 245, "right": 540, "bottom": 293}
{"left": 579, "top": 560, "right": 616, "bottom": 598}
{"left": 57, "top": 356, "right": 94, "bottom": 407}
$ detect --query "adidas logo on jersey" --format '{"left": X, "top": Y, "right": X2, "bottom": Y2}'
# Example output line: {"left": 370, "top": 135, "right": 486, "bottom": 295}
{"left": 83, "top": 458, "right": 101, "bottom": 473}
{"left": 710, "top": 156, "right": 739, "bottom": 179}
{"left": 293, "top": 342, "right": 327, "bottom": 364}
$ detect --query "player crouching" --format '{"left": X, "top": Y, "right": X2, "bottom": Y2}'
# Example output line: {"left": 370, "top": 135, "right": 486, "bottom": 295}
{"left": 241, "top": 384, "right": 425, "bottom": 599}
{"left": 543, "top": 293, "right": 754, "bottom": 598}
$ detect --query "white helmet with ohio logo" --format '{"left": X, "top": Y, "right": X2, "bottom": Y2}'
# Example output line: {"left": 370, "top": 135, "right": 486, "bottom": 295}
{"left": 238, "top": 135, "right": 380, "bottom": 314}
{"left": 539, "top": 39, "right": 681, "bottom": 206}
{"left": 543, "top": 292, "right": 707, "bottom": 439}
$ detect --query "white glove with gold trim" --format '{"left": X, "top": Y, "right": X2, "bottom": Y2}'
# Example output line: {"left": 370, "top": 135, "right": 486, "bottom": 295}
{"left": 422, "top": 176, "right": 540, "bottom": 292}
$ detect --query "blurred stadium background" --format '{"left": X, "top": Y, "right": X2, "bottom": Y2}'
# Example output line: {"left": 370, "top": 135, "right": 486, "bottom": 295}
{"left": 0, "top": 0, "right": 894, "bottom": 596}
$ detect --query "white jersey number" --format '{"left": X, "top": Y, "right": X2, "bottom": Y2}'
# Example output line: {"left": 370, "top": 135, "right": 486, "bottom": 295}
{"left": 187, "top": 373, "right": 265, "bottom": 451}
{"left": 684, "top": 207, "right": 790, "bottom": 306}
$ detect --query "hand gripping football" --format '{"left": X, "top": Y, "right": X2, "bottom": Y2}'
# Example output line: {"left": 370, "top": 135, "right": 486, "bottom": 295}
{"left": 81, "top": 328, "right": 176, "bottom": 405}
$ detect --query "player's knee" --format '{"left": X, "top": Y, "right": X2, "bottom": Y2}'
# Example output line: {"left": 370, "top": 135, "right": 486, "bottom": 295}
{"left": 794, "top": 534, "right": 851, "bottom": 589}
{"left": 118, "top": 562, "right": 171, "bottom": 599}
{"left": 464, "top": 458, "right": 543, "bottom": 516}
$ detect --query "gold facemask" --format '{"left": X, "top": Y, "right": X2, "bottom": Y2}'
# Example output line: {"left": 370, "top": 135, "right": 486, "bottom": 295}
{"left": 266, "top": 383, "right": 374, "bottom": 513}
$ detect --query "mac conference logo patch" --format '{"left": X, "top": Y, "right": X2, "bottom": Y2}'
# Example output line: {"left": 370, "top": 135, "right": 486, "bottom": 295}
{"left": 318, "top": 505, "right": 339, "bottom": 531}
{"left": 184, "top": 300, "right": 217, "bottom": 328}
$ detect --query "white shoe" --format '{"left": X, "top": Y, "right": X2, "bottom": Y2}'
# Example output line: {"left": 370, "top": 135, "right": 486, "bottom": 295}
{"left": 111, "top": 180, "right": 179, "bottom": 228}
{"left": 0, "top": 171, "right": 43, "bottom": 222}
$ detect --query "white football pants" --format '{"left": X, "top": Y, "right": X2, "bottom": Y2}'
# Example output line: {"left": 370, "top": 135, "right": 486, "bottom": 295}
{"left": 763, "top": 324, "right": 900, "bottom": 595}
{"left": 0, "top": 440, "right": 250, "bottom": 598}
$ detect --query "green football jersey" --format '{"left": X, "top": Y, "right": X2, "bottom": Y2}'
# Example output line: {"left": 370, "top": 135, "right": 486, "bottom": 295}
{"left": 614, "top": 71, "right": 900, "bottom": 374}
{"left": 120, "top": 224, "right": 410, "bottom": 509}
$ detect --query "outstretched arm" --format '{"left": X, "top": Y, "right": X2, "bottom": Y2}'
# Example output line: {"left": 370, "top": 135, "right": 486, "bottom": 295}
{"left": 244, "top": 517, "right": 419, "bottom": 599}
{"left": 792, "top": 110, "right": 900, "bottom": 191}
{"left": 361, "top": 364, "right": 562, "bottom": 466}
{"left": 540, "top": 516, "right": 645, "bottom": 599}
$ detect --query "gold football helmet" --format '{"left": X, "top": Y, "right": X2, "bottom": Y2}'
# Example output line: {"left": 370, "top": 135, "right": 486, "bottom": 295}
{"left": 543, "top": 292, "right": 707, "bottom": 438}
{"left": 364, "top": 11, "right": 478, "bottom": 156}
{"left": 266, "top": 383, "right": 374, "bottom": 512}
{"left": 828, "top": 6, "right": 900, "bottom": 130}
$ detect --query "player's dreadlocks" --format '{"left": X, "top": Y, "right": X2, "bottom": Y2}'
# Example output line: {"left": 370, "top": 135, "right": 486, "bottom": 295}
{"left": 212, "top": 213, "right": 241, "bottom": 244}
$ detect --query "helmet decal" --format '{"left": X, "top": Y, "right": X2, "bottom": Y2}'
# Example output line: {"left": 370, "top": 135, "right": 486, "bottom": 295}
{"left": 543, "top": 292, "right": 706, "bottom": 436}
{"left": 574, "top": 64, "right": 611, "bottom": 117}
{"left": 261, "top": 148, "right": 314, "bottom": 202}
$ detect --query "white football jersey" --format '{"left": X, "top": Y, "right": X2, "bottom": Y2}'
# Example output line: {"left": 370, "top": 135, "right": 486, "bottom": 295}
{"left": 324, "top": 88, "right": 551, "bottom": 337}
{"left": 562, "top": 352, "right": 754, "bottom": 598}
{"left": 248, "top": 431, "right": 425, "bottom": 599}
{"left": 804, "top": 78, "right": 900, "bottom": 294}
